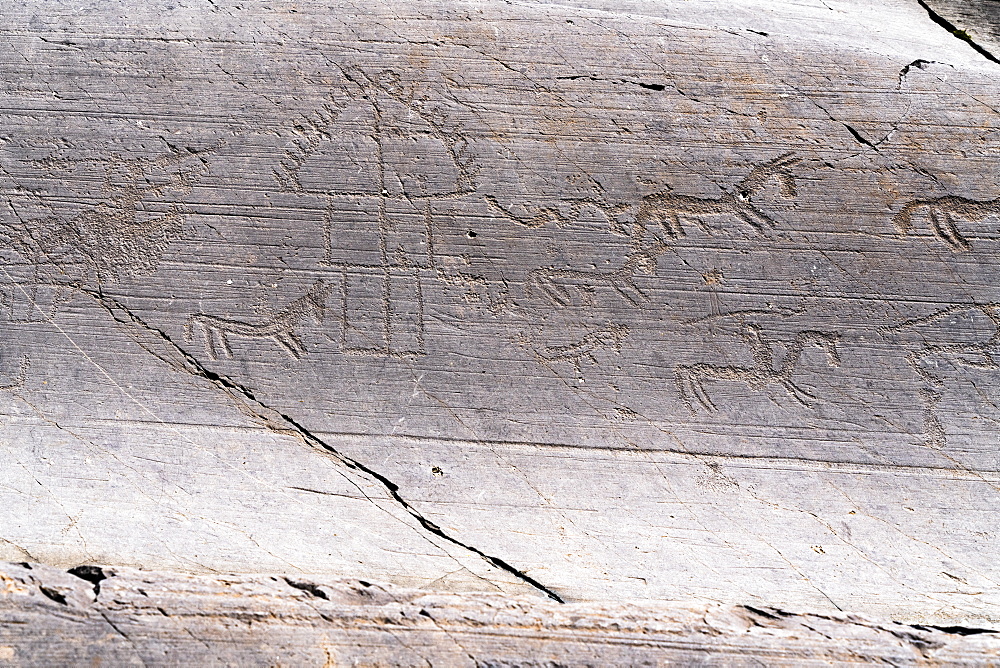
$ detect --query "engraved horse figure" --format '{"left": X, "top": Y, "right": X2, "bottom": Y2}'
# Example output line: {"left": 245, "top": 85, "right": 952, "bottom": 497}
{"left": 527, "top": 240, "right": 668, "bottom": 307}
{"left": 892, "top": 195, "right": 1000, "bottom": 252}
{"left": 185, "top": 280, "right": 333, "bottom": 360}
{"left": 637, "top": 152, "right": 801, "bottom": 237}
{"left": 675, "top": 324, "right": 841, "bottom": 412}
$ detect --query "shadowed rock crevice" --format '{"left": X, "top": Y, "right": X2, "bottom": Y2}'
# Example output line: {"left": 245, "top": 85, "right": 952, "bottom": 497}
{"left": 915, "top": 0, "right": 1000, "bottom": 64}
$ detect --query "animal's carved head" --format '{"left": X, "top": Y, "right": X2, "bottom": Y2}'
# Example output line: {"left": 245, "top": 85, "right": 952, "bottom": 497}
{"left": 736, "top": 152, "right": 801, "bottom": 201}
{"left": 811, "top": 332, "right": 842, "bottom": 367}
{"left": 633, "top": 253, "right": 658, "bottom": 275}
{"left": 304, "top": 279, "right": 332, "bottom": 324}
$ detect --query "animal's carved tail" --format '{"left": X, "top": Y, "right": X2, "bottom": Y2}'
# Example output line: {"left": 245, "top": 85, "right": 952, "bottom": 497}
{"left": 891, "top": 200, "right": 925, "bottom": 234}
{"left": 892, "top": 200, "right": 972, "bottom": 251}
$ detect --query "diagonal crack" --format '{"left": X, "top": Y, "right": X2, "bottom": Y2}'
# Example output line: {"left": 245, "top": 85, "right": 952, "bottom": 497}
{"left": 842, "top": 122, "right": 877, "bottom": 149}
{"left": 82, "top": 288, "right": 564, "bottom": 603}
{"left": 915, "top": 0, "right": 1000, "bottom": 65}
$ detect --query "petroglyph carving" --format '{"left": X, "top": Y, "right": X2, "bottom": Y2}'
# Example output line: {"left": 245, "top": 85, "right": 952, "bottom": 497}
{"left": 333, "top": 264, "right": 427, "bottom": 359}
{"left": 892, "top": 196, "right": 1000, "bottom": 252}
{"left": 487, "top": 154, "right": 799, "bottom": 238}
{"left": 273, "top": 99, "right": 345, "bottom": 194}
{"left": 485, "top": 194, "right": 612, "bottom": 229}
{"left": 676, "top": 324, "right": 841, "bottom": 412}
{"left": 879, "top": 304, "right": 1000, "bottom": 448}
{"left": 534, "top": 325, "right": 630, "bottom": 373}
{"left": 185, "top": 280, "right": 333, "bottom": 360}
{"left": 528, "top": 238, "right": 669, "bottom": 307}
{"left": 0, "top": 355, "right": 29, "bottom": 391}
{"left": 484, "top": 195, "right": 636, "bottom": 237}
{"left": 881, "top": 303, "right": 1000, "bottom": 370}
{"left": 1, "top": 144, "right": 216, "bottom": 283}
{"left": 267, "top": 70, "right": 492, "bottom": 358}
{"left": 637, "top": 153, "right": 801, "bottom": 237}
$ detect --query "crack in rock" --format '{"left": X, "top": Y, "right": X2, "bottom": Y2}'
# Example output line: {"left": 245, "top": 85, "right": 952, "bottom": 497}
{"left": 916, "top": 0, "right": 1000, "bottom": 65}
{"left": 83, "top": 288, "right": 565, "bottom": 603}
{"left": 68, "top": 565, "right": 111, "bottom": 596}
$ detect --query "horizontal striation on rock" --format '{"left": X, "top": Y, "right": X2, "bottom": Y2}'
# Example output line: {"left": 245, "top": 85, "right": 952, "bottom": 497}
{"left": 0, "top": 0, "right": 998, "bottom": 629}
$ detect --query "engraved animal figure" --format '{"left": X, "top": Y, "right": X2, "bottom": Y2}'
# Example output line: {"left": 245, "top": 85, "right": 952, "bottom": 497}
{"left": 527, "top": 240, "right": 668, "bottom": 307}
{"left": 637, "top": 152, "right": 801, "bottom": 237}
{"left": 892, "top": 196, "right": 1000, "bottom": 252}
{"left": 486, "top": 154, "right": 798, "bottom": 238}
{"left": 185, "top": 280, "right": 333, "bottom": 360}
{"left": 484, "top": 195, "right": 572, "bottom": 229}
{"left": 2, "top": 145, "right": 216, "bottom": 283}
{"left": 675, "top": 324, "right": 841, "bottom": 412}
{"left": 881, "top": 302, "right": 1000, "bottom": 369}
{"left": 535, "top": 325, "right": 630, "bottom": 373}
{"left": 879, "top": 303, "right": 1000, "bottom": 448}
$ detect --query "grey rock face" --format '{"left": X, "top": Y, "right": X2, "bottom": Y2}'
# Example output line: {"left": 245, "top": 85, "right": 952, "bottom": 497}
{"left": 2, "top": 562, "right": 999, "bottom": 666}
{"left": 0, "top": 0, "right": 999, "bottom": 630}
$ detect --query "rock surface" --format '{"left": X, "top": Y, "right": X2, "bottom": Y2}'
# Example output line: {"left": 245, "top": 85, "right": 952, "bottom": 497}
{"left": 2, "top": 562, "right": 999, "bottom": 666}
{"left": 1, "top": 0, "right": 1000, "bottom": 645}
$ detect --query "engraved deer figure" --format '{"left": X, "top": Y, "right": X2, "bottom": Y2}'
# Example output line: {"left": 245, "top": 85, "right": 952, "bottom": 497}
{"left": 892, "top": 196, "right": 1000, "bottom": 252}
{"left": 527, "top": 239, "right": 668, "bottom": 307}
{"left": 185, "top": 280, "right": 333, "bottom": 360}
{"left": 486, "top": 154, "right": 799, "bottom": 237}
{"left": 638, "top": 152, "right": 801, "bottom": 237}
{"left": 676, "top": 324, "right": 841, "bottom": 412}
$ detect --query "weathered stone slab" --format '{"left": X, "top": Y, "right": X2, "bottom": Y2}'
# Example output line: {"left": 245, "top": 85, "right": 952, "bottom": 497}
{"left": 1, "top": 0, "right": 999, "bottom": 632}
{"left": 1, "top": 562, "right": 998, "bottom": 666}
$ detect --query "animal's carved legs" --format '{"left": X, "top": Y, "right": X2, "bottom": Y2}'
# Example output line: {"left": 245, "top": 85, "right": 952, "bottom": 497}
{"left": 217, "top": 329, "right": 234, "bottom": 358}
{"left": 611, "top": 280, "right": 648, "bottom": 306}
{"left": 690, "top": 371, "right": 718, "bottom": 411}
{"left": 530, "top": 276, "right": 571, "bottom": 306}
{"left": 676, "top": 367, "right": 717, "bottom": 412}
{"left": 929, "top": 208, "right": 971, "bottom": 252}
{"left": 732, "top": 203, "right": 776, "bottom": 232}
{"left": 275, "top": 331, "right": 306, "bottom": 358}
{"left": 203, "top": 326, "right": 219, "bottom": 360}
{"left": 662, "top": 210, "right": 685, "bottom": 237}
{"left": 675, "top": 368, "right": 696, "bottom": 412}
{"left": 777, "top": 378, "right": 816, "bottom": 406}
{"left": 200, "top": 325, "right": 234, "bottom": 360}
